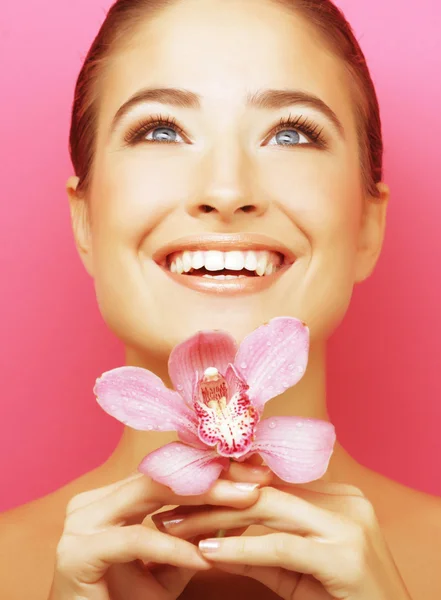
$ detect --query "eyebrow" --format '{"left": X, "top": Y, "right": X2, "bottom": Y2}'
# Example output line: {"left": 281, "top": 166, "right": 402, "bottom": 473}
{"left": 110, "top": 87, "right": 345, "bottom": 139}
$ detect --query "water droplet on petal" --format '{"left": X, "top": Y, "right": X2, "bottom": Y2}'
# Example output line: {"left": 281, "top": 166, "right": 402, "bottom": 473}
{"left": 266, "top": 341, "right": 272, "bottom": 346}
{"left": 267, "top": 374, "right": 272, "bottom": 380}
{"left": 297, "top": 366, "right": 305, "bottom": 374}
{"left": 268, "top": 421, "right": 277, "bottom": 429}
{"left": 147, "top": 425, "right": 154, "bottom": 430}
{"left": 296, "top": 422, "right": 304, "bottom": 427}
{"left": 288, "top": 364, "right": 295, "bottom": 370}
{"left": 176, "top": 384, "right": 183, "bottom": 391}
{"left": 110, "top": 404, "right": 117, "bottom": 410}
{"left": 155, "top": 386, "right": 161, "bottom": 392}
{"left": 240, "top": 362, "right": 247, "bottom": 369}
{"left": 164, "top": 451, "right": 171, "bottom": 458}
{"left": 282, "top": 381, "right": 289, "bottom": 388}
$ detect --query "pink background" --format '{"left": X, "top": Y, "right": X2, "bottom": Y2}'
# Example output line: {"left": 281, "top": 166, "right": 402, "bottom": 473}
{"left": 1, "top": 0, "right": 440, "bottom": 513}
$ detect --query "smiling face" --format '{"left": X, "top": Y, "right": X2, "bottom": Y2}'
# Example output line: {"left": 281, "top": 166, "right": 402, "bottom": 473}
{"left": 67, "top": 0, "right": 388, "bottom": 360}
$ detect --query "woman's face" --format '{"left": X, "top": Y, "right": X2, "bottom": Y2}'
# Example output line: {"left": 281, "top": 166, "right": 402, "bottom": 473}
{"left": 68, "top": 0, "right": 386, "bottom": 359}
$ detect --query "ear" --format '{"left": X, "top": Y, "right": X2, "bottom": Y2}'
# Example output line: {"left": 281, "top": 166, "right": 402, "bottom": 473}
{"left": 354, "top": 182, "right": 390, "bottom": 283}
{"left": 66, "top": 175, "right": 94, "bottom": 277}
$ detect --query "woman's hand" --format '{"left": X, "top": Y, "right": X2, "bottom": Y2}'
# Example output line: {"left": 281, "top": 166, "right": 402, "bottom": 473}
{"left": 47, "top": 471, "right": 261, "bottom": 600}
{"left": 154, "top": 477, "right": 413, "bottom": 600}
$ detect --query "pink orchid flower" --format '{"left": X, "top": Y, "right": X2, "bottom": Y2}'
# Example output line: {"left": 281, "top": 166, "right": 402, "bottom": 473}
{"left": 94, "top": 317, "right": 336, "bottom": 495}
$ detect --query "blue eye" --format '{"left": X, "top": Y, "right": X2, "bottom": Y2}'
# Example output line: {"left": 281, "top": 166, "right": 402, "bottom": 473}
{"left": 145, "top": 126, "right": 185, "bottom": 143}
{"left": 124, "top": 112, "right": 327, "bottom": 149}
{"left": 268, "top": 129, "right": 308, "bottom": 146}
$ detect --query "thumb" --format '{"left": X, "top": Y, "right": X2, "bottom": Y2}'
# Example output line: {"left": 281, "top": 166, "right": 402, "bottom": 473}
{"left": 221, "top": 455, "right": 274, "bottom": 486}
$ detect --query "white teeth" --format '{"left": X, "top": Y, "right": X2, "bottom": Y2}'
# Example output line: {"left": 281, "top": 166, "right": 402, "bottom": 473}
{"left": 202, "top": 274, "right": 247, "bottom": 279}
{"left": 204, "top": 250, "right": 225, "bottom": 271}
{"left": 255, "top": 251, "right": 268, "bottom": 277}
{"left": 244, "top": 251, "right": 258, "bottom": 271}
{"left": 191, "top": 250, "right": 205, "bottom": 270}
{"left": 168, "top": 248, "right": 282, "bottom": 276}
{"left": 175, "top": 256, "right": 184, "bottom": 274}
{"left": 182, "top": 251, "right": 192, "bottom": 273}
{"left": 224, "top": 251, "right": 245, "bottom": 271}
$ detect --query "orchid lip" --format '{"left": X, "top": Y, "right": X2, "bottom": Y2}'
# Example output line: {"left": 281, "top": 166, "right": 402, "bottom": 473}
{"left": 152, "top": 233, "right": 297, "bottom": 268}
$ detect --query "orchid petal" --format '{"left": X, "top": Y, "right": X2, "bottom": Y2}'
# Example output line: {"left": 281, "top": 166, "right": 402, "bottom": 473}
{"left": 168, "top": 330, "right": 237, "bottom": 404}
{"left": 224, "top": 363, "right": 249, "bottom": 400}
{"left": 138, "top": 442, "right": 229, "bottom": 495}
{"left": 234, "top": 317, "right": 310, "bottom": 412}
{"left": 94, "top": 366, "right": 201, "bottom": 446}
{"left": 247, "top": 416, "right": 336, "bottom": 483}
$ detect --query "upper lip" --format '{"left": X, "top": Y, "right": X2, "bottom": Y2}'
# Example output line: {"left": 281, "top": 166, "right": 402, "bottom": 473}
{"left": 152, "top": 232, "right": 297, "bottom": 267}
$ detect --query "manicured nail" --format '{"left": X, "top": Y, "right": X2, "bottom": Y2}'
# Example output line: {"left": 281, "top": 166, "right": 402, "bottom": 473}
{"left": 232, "top": 482, "right": 260, "bottom": 492}
{"left": 161, "top": 516, "right": 185, "bottom": 529}
{"left": 199, "top": 538, "right": 221, "bottom": 553}
{"left": 250, "top": 466, "right": 271, "bottom": 475}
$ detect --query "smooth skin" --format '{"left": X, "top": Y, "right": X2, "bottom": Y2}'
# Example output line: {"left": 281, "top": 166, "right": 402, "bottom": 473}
{"left": 155, "top": 474, "right": 412, "bottom": 599}
{"left": 47, "top": 471, "right": 263, "bottom": 600}
{"left": 2, "top": 0, "right": 441, "bottom": 599}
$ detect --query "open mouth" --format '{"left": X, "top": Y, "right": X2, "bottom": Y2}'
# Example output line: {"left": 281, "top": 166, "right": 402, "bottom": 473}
{"left": 165, "top": 249, "right": 285, "bottom": 278}
{"left": 152, "top": 234, "right": 296, "bottom": 295}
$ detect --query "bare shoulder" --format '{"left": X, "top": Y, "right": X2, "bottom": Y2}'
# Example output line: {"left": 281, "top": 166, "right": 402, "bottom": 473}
{"left": 362, "top": 469, "right": 441, "bottom": 600}
{"left": 0, "top": 468, "right": 110, "bottom": 600}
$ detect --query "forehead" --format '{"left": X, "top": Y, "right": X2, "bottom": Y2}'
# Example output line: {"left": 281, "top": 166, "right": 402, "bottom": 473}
{"left": 97, "top": 0, "right": 353, "bottom": 133}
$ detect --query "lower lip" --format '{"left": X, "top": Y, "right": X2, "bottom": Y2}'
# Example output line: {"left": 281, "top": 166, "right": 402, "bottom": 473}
{"left": 159, "top": 263, "right": 293, "bottom": 295}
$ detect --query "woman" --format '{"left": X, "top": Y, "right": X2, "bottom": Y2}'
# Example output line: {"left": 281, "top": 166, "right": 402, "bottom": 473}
{"left": 1, "top": 0, "right": 440, "bottom": 598}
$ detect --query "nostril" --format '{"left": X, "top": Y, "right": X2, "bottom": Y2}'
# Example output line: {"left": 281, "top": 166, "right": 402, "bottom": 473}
{"left": 241, "top": 205, "right": 255, "bottom": 213}
{"left": 200, "top": 205, "right": 215, "bottom": 213}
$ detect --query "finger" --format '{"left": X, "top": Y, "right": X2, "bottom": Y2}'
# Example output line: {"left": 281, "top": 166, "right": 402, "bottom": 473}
{"left": 65, "top": 472, "right": 145, "bottom": 513}
{"left": 222, "top": 458, "right": 274, "bottom": 486}
{"left": 65, "top": 474, "right": 261, "bottom": 534}
{"left": 154, "top": 486, "right": 341, "bottom": 540}
{"left": 58, "top": 525, "right": 211, "bottom": 584}
{"left": 197, "top": 532, "right": 330, "bottom": 573}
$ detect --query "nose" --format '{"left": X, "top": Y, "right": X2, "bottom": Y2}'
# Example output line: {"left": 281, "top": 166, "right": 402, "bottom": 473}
{"left": 185, "top": 140, "right": 269, "bottom": 223}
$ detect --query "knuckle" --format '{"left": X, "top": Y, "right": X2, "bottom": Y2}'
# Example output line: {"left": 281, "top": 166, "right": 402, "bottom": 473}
{"left": 346, "top": 522, "right": 370, "bottom": 556}
{"left": 126, "top": 524, "right": 147, "bottom": 550}
{"left": 335, "top": 483, "right": 366, "bottom": 497}
{"left": 65, "top": 493, "right": 88, "bottom": 515}
{"left": 340, "top": 542, "right": 367, "bottom": 589}
{"left": 259, "top": 486, "right": 274, "bottom": 502}
{"left": 55, "top": 535, "right": 81, "bottom": 575}
{"left": 236, "top": 535, "right": 248, "bottom": 558}
{"left": 257, "top": 486, "right": 279, "bottom": 510}
{"left": 273, "top": 533, "right": 293, "bottom": 564}
{"left": 354, "top": 497, "right": 377, "bottom": 526}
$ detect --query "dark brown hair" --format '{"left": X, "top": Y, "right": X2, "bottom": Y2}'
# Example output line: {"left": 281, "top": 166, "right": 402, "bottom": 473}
{"left": 69, "top": 0, "right": 383, "bottom": 200}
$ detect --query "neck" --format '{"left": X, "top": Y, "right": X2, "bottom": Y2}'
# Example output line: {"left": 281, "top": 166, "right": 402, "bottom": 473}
{"left": 101, "top": 340, "right": 362, "bottom": 484}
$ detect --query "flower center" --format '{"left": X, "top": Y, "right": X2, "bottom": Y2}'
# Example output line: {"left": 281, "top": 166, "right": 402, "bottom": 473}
{"left": 200, "top": 367, "right": 228, "bottom": 409}
{"left": 194, "top": 366, "right": 259, "bottom": 458}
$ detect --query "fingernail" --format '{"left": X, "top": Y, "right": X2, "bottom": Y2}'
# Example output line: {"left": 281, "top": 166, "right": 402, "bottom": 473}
{"left": 232, "top": 482, "right": 260, "bottom": 492}
{"left": 251, "top": 466, "right": 271, "bottom": 475}
{"left": 199, "top": 538, "right": 221, "bottom": 553}
{"left": 161, "top": 516, "right": 185, "bottom": 529}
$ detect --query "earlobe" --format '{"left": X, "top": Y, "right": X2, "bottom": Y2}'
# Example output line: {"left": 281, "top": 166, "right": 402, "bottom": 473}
{"left": 354, "top": 182, "right": 390, "bottom": 283}
{"left": 66, "top": 175, "right": 94, "bottom": 277}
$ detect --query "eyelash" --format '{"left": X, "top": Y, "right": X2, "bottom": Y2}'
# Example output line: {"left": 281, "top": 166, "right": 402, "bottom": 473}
{"left": 123, "top": 112, "right": 328, "bottom": 148}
